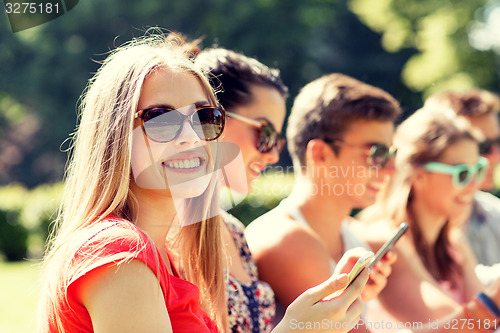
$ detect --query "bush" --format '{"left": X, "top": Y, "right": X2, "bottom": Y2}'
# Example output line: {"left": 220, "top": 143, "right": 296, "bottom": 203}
{"left": 1, "top": 168, "right": 497, "bottom": 261}
{"left": 228, "top": 171, "right": 294, "bottom": 226}
{"left": 0, "top": 183, "right": 62, "bottom": 261}
{"left": 0, "top": 173, "right": 295, "bottom": 260}
{"left": 0, "top": 209, "right": 28, "bottom": 261}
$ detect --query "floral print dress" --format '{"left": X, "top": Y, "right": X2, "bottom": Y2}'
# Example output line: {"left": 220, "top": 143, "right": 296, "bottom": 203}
{"left": 222, "top": 211, "right": 276, "bottom": 333}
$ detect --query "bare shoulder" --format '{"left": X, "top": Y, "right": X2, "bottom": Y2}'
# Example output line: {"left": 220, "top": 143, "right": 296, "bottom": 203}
{"left": 246, "top": 208, "right": 328, "bottom": 263}
{"left": 78, "top": 260, "right": 172, "bottom": 332}
{"left": 245, "top": 208, "right": 333, "bottom": 306}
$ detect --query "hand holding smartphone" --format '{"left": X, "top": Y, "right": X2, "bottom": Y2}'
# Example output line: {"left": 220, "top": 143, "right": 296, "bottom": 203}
{"left": 321, "top": 251, "right": 373, "bottom": 301}
{"left": 336, "top": 251, "right": 374, "bottom": 295}
{"left": 368, "top": 222, "right": 408, "bottom": 269}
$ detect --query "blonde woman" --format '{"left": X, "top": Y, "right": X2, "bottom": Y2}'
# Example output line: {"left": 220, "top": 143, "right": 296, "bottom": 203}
{"left": 358, "top": 108, "right": 500, "bottom": 331}
{"left": 37, "top": 33, "right": 369, "bottom": 333}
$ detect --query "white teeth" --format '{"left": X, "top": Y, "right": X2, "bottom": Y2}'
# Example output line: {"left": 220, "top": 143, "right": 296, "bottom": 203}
{"left": 249, "top": 164, "right": 261, "bottom": 174}
{"left": 166, "top": 158, "right": 201, "bottom": 169}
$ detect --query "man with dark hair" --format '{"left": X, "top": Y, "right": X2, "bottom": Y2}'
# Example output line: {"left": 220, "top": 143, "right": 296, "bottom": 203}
{"left": 246, "top": 73, "right": 400, "bottom": 331}
{"left": 425, "top": 89, "right": 500, "bottom": 282}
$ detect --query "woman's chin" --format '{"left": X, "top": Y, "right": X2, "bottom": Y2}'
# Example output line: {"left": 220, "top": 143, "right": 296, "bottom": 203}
{"left": 168, "top": 175, "right": 212, "bottom": 199}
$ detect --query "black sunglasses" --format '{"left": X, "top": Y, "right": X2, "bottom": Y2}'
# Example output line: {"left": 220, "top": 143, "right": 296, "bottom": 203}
{"left": 226, "top": 111, "right": 285, "bottom": 153}
{"left": 324, "top": 139, "right": 396, "bottom": 169}
{"left": 135, "top": 105, "right": 225, "bottom": 143}
{"left": 479, "top": 137, "right": 500, "bottom": 155}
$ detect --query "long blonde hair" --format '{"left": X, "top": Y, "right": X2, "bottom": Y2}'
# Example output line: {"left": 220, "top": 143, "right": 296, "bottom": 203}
{"left": 360, "top": 107, "right": 479, "bottom": 283}
{"left": 38, "top": 33, "right": 227, "bottom": 331}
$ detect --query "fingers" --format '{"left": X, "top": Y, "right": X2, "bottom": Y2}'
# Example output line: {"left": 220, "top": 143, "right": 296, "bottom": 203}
{"left": 335, "top": 247, "right": 370, "bottom": 275}
{"left": 367, "top": 269, "right": 386, "bottom": 290}
{"left": 306, "top": 273, "right": 349, "bottom": 304}
{"left": 484, "top": 277, "right": 500, "bottom": 304}
{"left": 382, "top": 250, "right": 397, "bottom": 265}
{"left": 372, "top": 259, "right": 392, "bottom": 279}
{"left": 362, "top": 270, "right": 385, "bottom": 302}
{"left": 337, "top": 268, "right": 370, "bottom": 310}
{"left": 345, "top": 296, "right": 364, "bottom": 326}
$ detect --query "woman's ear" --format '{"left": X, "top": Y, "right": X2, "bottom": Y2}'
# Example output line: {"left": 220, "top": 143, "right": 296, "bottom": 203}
{"left": 411, "top": 167, "right": 427, "bottom": 192}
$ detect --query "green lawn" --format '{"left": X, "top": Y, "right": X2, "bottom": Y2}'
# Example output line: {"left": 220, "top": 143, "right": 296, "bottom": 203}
{"left": 0, "top": 261, "right": 41, "bottom": 333}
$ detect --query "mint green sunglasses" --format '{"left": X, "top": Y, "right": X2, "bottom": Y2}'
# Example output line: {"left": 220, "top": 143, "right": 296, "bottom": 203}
{"left": 423, "top": 157, "right": 489, "bottom": 188}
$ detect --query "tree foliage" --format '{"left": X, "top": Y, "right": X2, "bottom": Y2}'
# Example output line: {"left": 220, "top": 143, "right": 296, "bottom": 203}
{"left": 349, "top": 0, "right": 500, "bottom": 97}
{"left": 0, "top": 0, "right": 497, "bottom": 186}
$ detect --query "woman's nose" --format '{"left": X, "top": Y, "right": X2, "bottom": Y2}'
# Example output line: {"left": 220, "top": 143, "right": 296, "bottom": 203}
{"left": 175, "top": 119, "right": 201, "bottom": 146}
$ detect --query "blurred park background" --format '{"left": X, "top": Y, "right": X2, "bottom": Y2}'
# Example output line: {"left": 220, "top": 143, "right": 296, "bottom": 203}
{"left": 1, "top": 0, "right": 500, "bottom": 331}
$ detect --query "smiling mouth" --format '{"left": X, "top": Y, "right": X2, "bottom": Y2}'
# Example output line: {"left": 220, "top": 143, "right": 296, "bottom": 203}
{"left": 367, "top": 182, "right": 383, "bottom": 191}
{"left": 164, "top": 157, "right": 203, "bottom": 170}
{"left": 249, "top": 163, "right": 262, "bottom": 175}
{"left": 455, "top": 197, "right": 473, "bottom": 205}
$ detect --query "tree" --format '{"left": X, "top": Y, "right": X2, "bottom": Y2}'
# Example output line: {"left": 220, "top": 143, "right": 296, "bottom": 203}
{"left": 349, "top": 0, "right": 500, "bottom": 98}
{"left": 0, "top": 0, "right": 441, "bottom": 186}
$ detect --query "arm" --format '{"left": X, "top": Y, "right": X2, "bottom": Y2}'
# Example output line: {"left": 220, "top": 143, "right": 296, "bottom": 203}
{"left": 272, "top": 256, "right": 371, "bottom": 333}
{"left": 250, "top": 224, "right": 334, "bottom": 307}
{"left": 448, "top": 224, "right": 485, "bottom": 300}
{"left": 377, "top": 237, "right": 462, "bottom": 322}
{"left": 247, "top": 216, "right": 375, "bottom": 333}
{"left": 78, "top": 260, "right": 172, "bottom": 333}
{"left": 348, "top": 218, "right": 397, "bottom": 302}
{"left": 361, "top": 251, "right": 396, "bottom": 302}
{"left": 409, "top": 281, "right": 500, "bottom": 333}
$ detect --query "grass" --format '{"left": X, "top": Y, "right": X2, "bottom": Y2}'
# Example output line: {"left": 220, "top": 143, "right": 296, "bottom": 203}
{"left": 0, "top": 260, "right": 41, "bottom": 333}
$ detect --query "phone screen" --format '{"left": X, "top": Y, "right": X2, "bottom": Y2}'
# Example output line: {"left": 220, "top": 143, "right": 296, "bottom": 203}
{"left": 368, "top": 222, "right": 408, "bottom": 269}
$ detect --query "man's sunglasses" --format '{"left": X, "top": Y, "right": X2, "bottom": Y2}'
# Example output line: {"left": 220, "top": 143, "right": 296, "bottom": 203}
{"left": 226, "top": 111, "right": 285, "bottom": 153}
{"left": 423, "top": 157, "right": 489, "bottom": 188}
{"left": 135, "top": 105, "right": 225, "bottom": 143}
{"left": 325, "top": 139, "right": 396, "bottom": 169}
{"left": 479, "top": 137, "right": 500, "bottom": 155}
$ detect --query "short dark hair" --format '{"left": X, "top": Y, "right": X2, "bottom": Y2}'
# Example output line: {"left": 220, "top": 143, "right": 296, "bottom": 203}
{"left": 287, "top": 73, "right": 401, "bottom": 167}
{"left": 425, "top": 89, "right": 500, "bottom": 118}
{"left": 194, "top": 48, "right": 288, "bottom": 110}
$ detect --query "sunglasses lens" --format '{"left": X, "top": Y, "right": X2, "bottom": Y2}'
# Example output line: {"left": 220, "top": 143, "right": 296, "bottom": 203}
{"left": 479, "top": 138, "right": 500, "bottom": 155}
{"left": 477, "top": 165, "right": 487, "bottom": 182}
{"left": 479, "top": 141, "right": 493, "bottom": 155}
{"left": 143, "top": 109, "right": 182, "bottom": 142}
{"left": 457, "top": 169, "right": 469, "bottom": 186}
{"left": 193, "top": 107, "right": 225, "bottom": 141}
{"left": 257, "top": 125, "right": 280, "bottom": 153}
{"left": 476, "top": 157, "right": 489, "bottom": 183}
{"left": 369, "top": 145, "right": 390, "bottom": 168}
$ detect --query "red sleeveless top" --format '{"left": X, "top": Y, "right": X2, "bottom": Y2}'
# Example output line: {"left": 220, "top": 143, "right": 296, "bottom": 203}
{"left": 50, "top": 215, "right": 219, "bottom": 332}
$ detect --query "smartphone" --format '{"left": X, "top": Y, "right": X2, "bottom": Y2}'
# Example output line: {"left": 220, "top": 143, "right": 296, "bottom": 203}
{"left": 321, "top": 251, "right": 373, "bottom": 300}
{"left": 334, "top": 251, "right": 374, "bottom": 296}
{"left": 368, "top": 222, "right": 408, "bottom": 269}
{"left": 348, "top": 251, "right": 374, "bottom": 284}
